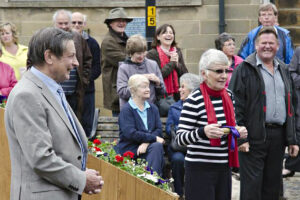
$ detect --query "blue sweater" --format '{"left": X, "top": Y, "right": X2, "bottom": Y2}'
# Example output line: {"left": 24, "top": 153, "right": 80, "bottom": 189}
{"left": 117, "top": 102, "right": 162, "bottom": 156}
{"left": 165, "top": 100, "right": 183, "bottom": 135}
{"left": 238, "top": 25, "right": 294, "bottom": 64}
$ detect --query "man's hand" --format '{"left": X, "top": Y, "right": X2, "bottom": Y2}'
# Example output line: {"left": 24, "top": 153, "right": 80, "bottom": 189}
{"left": 137, "top": 143, "right": 149, "bottom": 156}
{"left": 84, "top": 168, "right": 104, "bottom": 195}
{"left": 289, "top": 145, "right": 299, "bottom": 157}
{"left": 238, "top": 142, "right": 250, "bottom": 152}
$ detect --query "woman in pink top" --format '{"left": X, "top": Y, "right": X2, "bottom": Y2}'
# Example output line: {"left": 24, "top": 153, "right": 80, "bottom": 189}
{"left": 0, "top": 47, "right": 17, "bottom": 96}
{"left": 215, "top": 33, "right": 243, "bottom": 88}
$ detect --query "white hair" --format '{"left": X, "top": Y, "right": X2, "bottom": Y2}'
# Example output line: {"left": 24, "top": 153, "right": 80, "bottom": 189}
{"left": 128, "top": 74, "right": 149, "bottom": 96}
{"left": 180, "top": 73, "right": 201, "bottom": 91}
{"left": 198, "top": 49, "right": 229, "bottom": 80}
{"left": 53, "top": 9, "right": 72, "bottom": 23}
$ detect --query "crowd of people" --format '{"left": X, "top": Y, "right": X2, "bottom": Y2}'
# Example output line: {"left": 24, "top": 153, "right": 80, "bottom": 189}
{"left": 2, "top": 2, "right": 300, "bottom": 200}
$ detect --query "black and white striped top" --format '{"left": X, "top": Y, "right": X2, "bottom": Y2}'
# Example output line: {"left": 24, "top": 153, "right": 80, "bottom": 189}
{"left": 176, "top": 88, "right": 235, "bottom": 168}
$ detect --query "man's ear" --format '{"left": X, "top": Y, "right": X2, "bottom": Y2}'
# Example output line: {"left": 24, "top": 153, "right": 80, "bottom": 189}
{"left": 44, "top": 49, "right": 53, "bottom": 65}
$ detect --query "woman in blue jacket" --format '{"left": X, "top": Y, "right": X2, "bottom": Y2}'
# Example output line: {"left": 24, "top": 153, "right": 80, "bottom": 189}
{"left": 117, "top": 74, "right": 165, "bottom": 176}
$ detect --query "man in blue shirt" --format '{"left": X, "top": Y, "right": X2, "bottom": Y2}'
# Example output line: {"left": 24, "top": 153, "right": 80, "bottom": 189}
{"left": 5, "top": 27, "right": 103, "bottom": 200}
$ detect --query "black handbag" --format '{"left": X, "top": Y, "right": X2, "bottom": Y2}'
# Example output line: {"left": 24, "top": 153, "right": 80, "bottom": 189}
{"left": 170, "top": 126, "right": 187, "bottom": 153}
{"left": 156, "top": 94, "right": 175, "bottom": 117}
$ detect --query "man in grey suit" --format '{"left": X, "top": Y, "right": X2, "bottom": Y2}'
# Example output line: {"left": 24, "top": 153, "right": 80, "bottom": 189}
{"left": 5, "top": 27, "right": 103, "bottom": 200}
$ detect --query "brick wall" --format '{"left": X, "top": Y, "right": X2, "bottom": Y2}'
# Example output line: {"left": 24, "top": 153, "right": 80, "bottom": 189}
{"left": 0, "top": 0, "right": 261, "bottom": 116}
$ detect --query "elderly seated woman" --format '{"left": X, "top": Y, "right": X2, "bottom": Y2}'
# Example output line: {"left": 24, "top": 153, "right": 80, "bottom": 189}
{"left": 117, "top": 34, "right": 165, "bottom": 111}
{"left": 165, "top": 73, "right": 200, "bottom": 198}
{"left": 117, "top": 74, "right": 165, "bottom": 176}
{"left": 0, "top": 46, "right": 17, "bottom": 97}
{"left": 176, "top": 49, "right": 248, "bottom": 200}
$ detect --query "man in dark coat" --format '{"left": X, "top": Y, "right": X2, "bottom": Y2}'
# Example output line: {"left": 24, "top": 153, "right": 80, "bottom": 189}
{"left": 101, "top": 7, "right": 132, "bottom": 116}
{"left": 72, "top": 12, "right": 101, "bottom": 137}
{"left": 229, "top": 26, "right": 298, "bottom": 200}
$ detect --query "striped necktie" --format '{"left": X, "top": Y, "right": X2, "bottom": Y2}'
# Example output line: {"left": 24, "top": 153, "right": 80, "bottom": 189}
{"left": 57, "top": 88, "right": 86, "bottom": 170}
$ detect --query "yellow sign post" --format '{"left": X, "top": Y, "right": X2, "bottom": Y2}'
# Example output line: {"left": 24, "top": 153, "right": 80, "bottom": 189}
{"left": 146, "top": 0, "right": 156, "bottom": 48}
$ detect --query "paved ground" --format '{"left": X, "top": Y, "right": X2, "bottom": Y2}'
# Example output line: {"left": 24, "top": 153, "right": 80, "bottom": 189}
{"left": 232, "top": 172, "right": 300, "bottom": 200}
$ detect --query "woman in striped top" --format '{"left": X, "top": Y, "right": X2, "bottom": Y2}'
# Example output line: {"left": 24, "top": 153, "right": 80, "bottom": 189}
{"left": 176, "top": 49, "right": 248, "bottom": 200}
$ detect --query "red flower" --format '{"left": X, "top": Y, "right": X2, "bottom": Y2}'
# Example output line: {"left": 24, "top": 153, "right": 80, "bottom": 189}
{"left": 115, "top": 155, "right": 124, "bottom": 162}
{"left": 123, "top": 151, "right": 134, "bottom": 159}
{"left": 94, "top": 147, "right": 102, "bottom": 152}
{"left": 93, "top": 139, "right": 101, "bottom": 145}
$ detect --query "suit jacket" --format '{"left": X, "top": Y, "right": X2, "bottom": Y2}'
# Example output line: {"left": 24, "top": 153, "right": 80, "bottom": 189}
{"left": 5, "top": 71, "right": 88, "bottom": 200}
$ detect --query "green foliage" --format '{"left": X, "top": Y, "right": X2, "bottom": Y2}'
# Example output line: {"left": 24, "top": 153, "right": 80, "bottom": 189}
{"left": 88, "top": 136, "right": 174, "bottom": 192}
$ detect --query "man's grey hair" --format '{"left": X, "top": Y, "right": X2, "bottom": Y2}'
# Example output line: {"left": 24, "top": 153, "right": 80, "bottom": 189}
{"left": 27, "top": 27, "right": 73, "bottom": 67}
{"left": 180, "top": 73, "right": 201, "bottom": 91}
{"left": 199, "top": 49, "right": 229, "bottom": 79}
{"left": 53, "top": 9, "right": 72, "bottom": 23}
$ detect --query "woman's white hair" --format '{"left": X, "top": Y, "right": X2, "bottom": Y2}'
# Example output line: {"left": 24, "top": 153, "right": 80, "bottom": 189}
{"left": 198, "top": 49, "right": 229, "bottom": 81}
{"left": 180, "top": 73, "right": 201, "bottom": 92}
{"left": 128, "top": 74, "right": 149, "bottom": 96}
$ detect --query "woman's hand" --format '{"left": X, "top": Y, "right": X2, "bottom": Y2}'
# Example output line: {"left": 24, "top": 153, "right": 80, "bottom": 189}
{"left": 144, "top": 73, "right": 160, "bottom": 86}
{"left": 170, "top": 52, "right": 178, "bottom": 64}
{"left": 156, "top": 136, "right": 165, "bottom": 144}
{"left": 237, "top": 126, "right": 248, "bottom": 138}
{"left": 204, "top": 124, "right": 224, "bottom": 139}
{"left": 137, "top": 143, "right": 149, "bottom": 156}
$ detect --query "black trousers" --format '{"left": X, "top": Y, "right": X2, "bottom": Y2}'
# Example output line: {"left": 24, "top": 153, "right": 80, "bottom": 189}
{"left": 66, "top": 92, "right": 78, "bottom": 114}
{"left": 185, "top": 164, "right": 231, "bottom": 200}
{"left": 239, "top": 126, "right": 285, "bottom": 200}
{"left": 81, "top": 92, "right": 95, "bottom": 137}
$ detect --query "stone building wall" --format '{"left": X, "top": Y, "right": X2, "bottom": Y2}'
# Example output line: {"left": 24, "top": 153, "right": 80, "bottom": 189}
{"left": 0, "top": 0, "right": 262, "bottom": 115}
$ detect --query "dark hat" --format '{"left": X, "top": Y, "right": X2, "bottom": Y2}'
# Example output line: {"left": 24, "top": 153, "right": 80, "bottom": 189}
{"left": 104, "top": 8, "right": 133, "bottom": 24}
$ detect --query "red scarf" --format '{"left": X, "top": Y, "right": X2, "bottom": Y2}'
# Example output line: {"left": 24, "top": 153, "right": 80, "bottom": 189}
{"left": 199, "top": 82, "right": 239, "bottom": 167}
{"left": 156, "top": 46, "right": 179, "bottom": 95}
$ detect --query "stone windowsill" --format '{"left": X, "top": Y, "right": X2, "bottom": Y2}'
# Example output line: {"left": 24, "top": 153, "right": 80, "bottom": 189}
{"left": 2, "top": 0, "right": 202, "bottom": 8}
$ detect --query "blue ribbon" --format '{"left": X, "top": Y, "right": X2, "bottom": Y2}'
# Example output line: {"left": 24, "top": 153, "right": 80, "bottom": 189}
{"left": 222, "top": 126, "right": 240, "bottom": 150}
{"left": 0, "top": 95, "right": 7, "bottom": 102}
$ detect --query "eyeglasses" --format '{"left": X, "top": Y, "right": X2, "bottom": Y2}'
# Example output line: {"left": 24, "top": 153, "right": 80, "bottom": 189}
{"left": 72, "top": 21, "right": 83, "bottom": 25}
{"left": 206, "top": 68, "right": 232, "bottom": 74}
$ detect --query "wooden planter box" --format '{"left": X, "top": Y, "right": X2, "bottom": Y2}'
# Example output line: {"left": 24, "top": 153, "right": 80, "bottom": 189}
{"left": 82, "top": 155, "right": 179, "bottom": 200}
{"left": 0, "top": 108, "right": 11, "bottom": 200}
{"left": 0, "top": 108, "right": 178, "bottom": 200}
